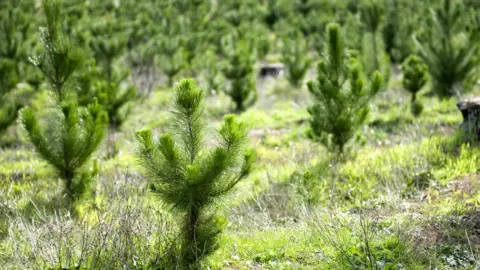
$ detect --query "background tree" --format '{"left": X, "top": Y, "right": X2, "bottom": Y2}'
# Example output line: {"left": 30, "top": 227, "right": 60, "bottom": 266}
{"left": 382, "top": 0, "right": 417, "bottom": 63}
{"left": 281, "top": 31, "right": 313, "bottom": 87}
{"left": 88, "top": 16, "right": 137, "bottom": 130}
{"left": 0, "top": 1, "right": 38, "bottom": 137}
{"left": 401, "top": 55, "right": 428, "bottom": 116}
{"left": 222, "top": 40, "right": 257, "bottom": 112}
{"left": 0, "top": 0, "right": 41, "bottom": 88}
{"left": 136, "top": 79, "right": 255, "bottom": 268}
{"left": 0, "top": 60, "right": 19, "bottom": 134}
{"left": 360, "top": 0, "right": 384, "bottom": 72}
{"left": 154, "top": 5, "right": 188, "bottom": 87}
{"left": 414, "top": 0, "right": 480, "bottom": 98}
{"left": 19, "top": 0, "right": 107, "bottom": 206}
{"left": 197, "top": 48, "right": 223, "bottom": 95}
{"left": 307, "top": 23, "right": 382, "bottom": 154}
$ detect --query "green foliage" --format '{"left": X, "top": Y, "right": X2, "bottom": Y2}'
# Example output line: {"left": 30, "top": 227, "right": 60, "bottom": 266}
{"left": 197, "top": 49, "right": 223, "bottom": 94}
{"left": 19, "top": 0, "right": 108, "bottom": 205}
{"left": 359, "top": 0, "right": 389, "bottom": 84}
{"left": 401, "top": 55, "right": 428, "bottom": 116}
{"left": 95, "top": 80, "right": 136, "bottom": 130}
{"left": 311, "top": 213, "right": 427, "bottom": 270}
{"left": 153, "top": 5, "right": 188, "bottom": 87}
{"left": 155, "top": 37, "right": 187, "bottom": 87}
{"left": 360, "top": 0, "right": 384, "bottom": 34}
{"left": 136, "top": 79, "right": 255, "bottom": 268}
{"left": 382, "top": 0, "right": 416, "bottom": 63}
{"left": 29, "top": 0, "right": 83, "bottom": 102}
{"left": 0, "top": 2, "right": 32, "bottom": 62}
{"left": 20, "top": 99, "right": 107, "bottom": 204}
{"left": 89, "top": 17, "right": 129, "bottom": 84}
{"left": 87, "top": 16, "right": 137, "bottom": 130}
{"left": 280, "top": 31, "right": 313, "bottom": 87}
{"left": 307, "top": 23, "right": 382, "bottom": 154}
{"left": 414, "top": 0, "right": 480, "bottom": 98}
{"left": 222, "top": 40, "right": 257, "bottom": 112}
{"left": 0, "top": 59, "right": 19, "bottom": 134}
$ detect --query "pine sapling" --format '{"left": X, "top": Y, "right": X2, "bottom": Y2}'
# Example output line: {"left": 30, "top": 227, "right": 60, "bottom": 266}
{"left": 155, "top": 37, "right": 187, "bottom": 87}
{"left": 281, "top": 31, "right": 313, "bottom": 87}
{"left": 154, "top": 6, "right": 188, "bottom": 87}
{"left": 360, "top": 0, "right": 384, "bottom": 72}
{"left": 307, "top": 23, "right": 382, "bottom": 154}
{"left": 359, "top": 0, "right": 391, "bottom": 89}
{"left": 222, "top": 40, "right": 257, "bottom": 112}
{"left": 89, "top": 17, "right": 137, "bottom": 130}
{"left": 401, "top": 55, "right": 428, "bottom": 116}
{"left": 20, "top": 0, "right": 107, "bottom": 205}
{"left": 0, "top": 59, "right": 19, "bottom": 134}
{"left": 199, "top": 48, "right": 223, "bottom": 95}
{"left": 136, "top": 79, "right": 255, "bottom": 268}
{"left": 414, "top": 0, "right": 480, "bottom": 98}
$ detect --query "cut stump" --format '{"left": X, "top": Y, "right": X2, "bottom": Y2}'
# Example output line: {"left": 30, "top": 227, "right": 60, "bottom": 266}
{"left": 259, "top": 63, "right": 284, "bottom": 78}
{"left": 457, "top": 97, "right": 480, "bottom": 140}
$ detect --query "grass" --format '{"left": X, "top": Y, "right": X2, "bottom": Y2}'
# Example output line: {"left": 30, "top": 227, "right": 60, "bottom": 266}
{"left": 1, "top": 70, "right": 480, "bottom": 269}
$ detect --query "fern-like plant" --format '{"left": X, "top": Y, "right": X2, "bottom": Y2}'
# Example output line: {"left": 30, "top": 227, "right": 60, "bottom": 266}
{"left": 414, "top": 0, "right": 480, "bottom": 98}
{"left": 19, "top": 0, "right": 107, "bottom": 205}
{"left": 136, "top": 79, "right": 255, "bottom": 268}
{"left": 401, "top": 55, "right": 428, "bottom": 116}
{"left": 281, "top": 31, "right": 313, "bottom": 87}
{"left": 222, "top": 40, "right": 257, "bottom": 112}
{"left": 307, "top": 23, "right": 382, "bottom": 154}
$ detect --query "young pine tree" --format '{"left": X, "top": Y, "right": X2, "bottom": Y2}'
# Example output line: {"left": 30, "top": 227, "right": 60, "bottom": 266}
{"left": 401, "top": 55, "right": 429, "bottom": 116}
{"left": 154, "top": 6, "right": 188, "bottom": 87}
{"left": 198, "top": 48, "right": 223, "bottom": 95}
{"left": 89, "top": 16, "right": 137, "bottom": 130}
{"left": 281, "top": 31, "right": 313, "bottom": 87}
{"left": 360, "top": 0, "right": 384, "bottom": 72}
{"left": 222, "top": 40, "right": 257, "bottom": 112}
{"left": 155, "top": 37, "right": 188, "bottom": 87}
{"left": 19, "top": 0, "right": 107, "bottom": 205}
{"left": 414, "top": 0, "right": 480, "bottom": 98}
{"left": 307, "top": 23, "right": 382, "bottom": 154}
{"left": 0, "top": 0, "right": 41, "bottom": 88}
{"left": 136, "top": 79, "right": 255, "bottom": 269}
{"left": 0, "top": 60, "right": 19, "bottom": 134}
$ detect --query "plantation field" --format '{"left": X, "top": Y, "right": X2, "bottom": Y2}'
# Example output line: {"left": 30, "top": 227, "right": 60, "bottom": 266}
{"left": 1, "top": 0, "right": 480, "bottom": 269}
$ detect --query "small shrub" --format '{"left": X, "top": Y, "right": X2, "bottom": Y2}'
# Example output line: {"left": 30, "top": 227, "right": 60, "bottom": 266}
{"left": 136, "top": 79, "right": 255, "bottom": 268}
{"left": 19, "top": 0, "right": 107, "bottom": 206}
{"left": 0, "top": 59, "right": 19, "bottom": 134}
{"left": 89, "top": 16, "right": 137, "bottom": 130}
{"left": 222, "top": 40, "right": 257, "bottom": 112}
{"left": 280, "top": 31, "right": 313, "bottom": 87}
{"left": 360, "top": 0, "right": 384, "bottom": 73}
{"left": 307, "top": 23, "right": 382, "bottom": 154}
{"left": 414, "top": 0, "right": 480, "bottom": 98}
{"left": 154, "top": 6, "right": 188, "bottom": 87}
{"left": 401, "top": 54, "right": 428, "bottom": 116}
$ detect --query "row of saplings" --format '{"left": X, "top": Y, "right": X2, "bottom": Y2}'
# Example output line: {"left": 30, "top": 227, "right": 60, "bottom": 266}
{"left": 17, "top": 2, "right": 434, "bottom": 270}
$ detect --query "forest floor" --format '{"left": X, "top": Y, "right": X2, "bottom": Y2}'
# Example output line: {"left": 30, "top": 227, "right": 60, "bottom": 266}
{"left": 1, "top": 69, "right": 480, "bottom": 269}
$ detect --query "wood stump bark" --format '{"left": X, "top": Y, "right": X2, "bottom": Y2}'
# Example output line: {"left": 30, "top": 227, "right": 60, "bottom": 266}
{"left": 457, "top": 97, "right": 480, "bottom": 140}
{"left": 259, "top": 63, "right": 284, "bottom": 78}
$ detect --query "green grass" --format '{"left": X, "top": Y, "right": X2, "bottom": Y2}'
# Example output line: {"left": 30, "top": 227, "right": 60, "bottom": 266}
{"left": 2, "top": 73, "right": 480, "bottom": 269}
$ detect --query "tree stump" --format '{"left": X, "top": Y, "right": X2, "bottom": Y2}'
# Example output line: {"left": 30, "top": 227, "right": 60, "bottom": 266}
{"left": 259, "top": 63, "right": 284, "bottom": 78}
{"left": 457, "top": 97, "right": 480, "bottom": 140}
